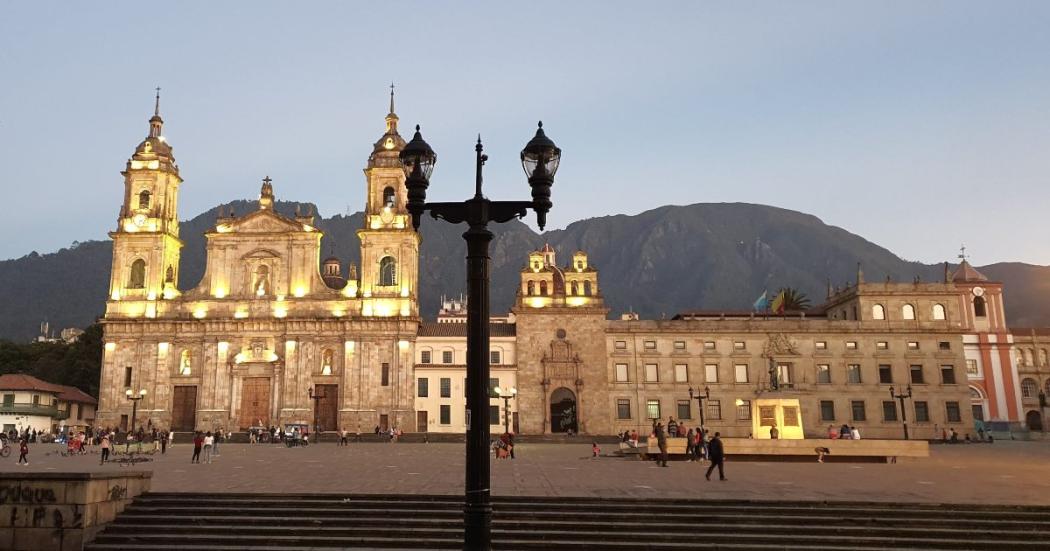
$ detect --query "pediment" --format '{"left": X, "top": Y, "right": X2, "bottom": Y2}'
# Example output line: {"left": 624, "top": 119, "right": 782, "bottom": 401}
{"left": 221, "top": 210, "right": 311, "bottom": 234}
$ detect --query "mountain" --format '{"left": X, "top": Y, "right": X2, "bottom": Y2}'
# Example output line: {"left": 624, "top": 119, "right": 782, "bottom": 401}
{"left": 2, "top": 202, "right": 1048, "bottom": 341}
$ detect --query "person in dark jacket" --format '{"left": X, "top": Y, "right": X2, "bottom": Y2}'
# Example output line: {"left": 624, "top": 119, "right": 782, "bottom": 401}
{"left": 655, "top": 423, "right": 669, "bottom": 467}
{"left": 705, "top": 432, "right": 726, "bottom": 481}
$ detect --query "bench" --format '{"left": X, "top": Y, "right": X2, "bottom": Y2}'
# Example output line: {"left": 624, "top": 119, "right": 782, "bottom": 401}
{"left": 643, "top": 437, "right": 692, "bottom": 460}
{"left": 721, "top": 438, "right": 929, "bottom": 463}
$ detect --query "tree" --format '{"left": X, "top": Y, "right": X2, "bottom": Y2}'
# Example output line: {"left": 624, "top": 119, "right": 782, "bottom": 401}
{"left": 0, "top": 322, "right": 102, "bottom": 396}
{"left": 776, "top": 287, "right": 811, "bottom": 311}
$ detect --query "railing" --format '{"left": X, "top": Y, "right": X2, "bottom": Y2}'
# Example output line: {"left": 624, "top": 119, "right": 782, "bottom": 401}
{"left": 0, "top": 404, "right": 60, "bottom": 416}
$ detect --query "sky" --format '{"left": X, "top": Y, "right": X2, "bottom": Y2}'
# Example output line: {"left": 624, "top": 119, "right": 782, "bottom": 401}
{"left": 1, "top": 2, "right": 1048, "bottom": 265}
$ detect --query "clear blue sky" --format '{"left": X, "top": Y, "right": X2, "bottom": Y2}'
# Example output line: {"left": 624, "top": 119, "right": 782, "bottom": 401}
{"left": 2, "top": 2, "right": 1048, "bottom": 264}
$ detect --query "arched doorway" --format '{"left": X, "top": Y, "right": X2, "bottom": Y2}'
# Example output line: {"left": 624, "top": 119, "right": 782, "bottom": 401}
{"left": 1026, "top": 410, "right": 1043, "bottom": 431}
{"left": 549, "top": 387, "right": 577, "bottom": 433}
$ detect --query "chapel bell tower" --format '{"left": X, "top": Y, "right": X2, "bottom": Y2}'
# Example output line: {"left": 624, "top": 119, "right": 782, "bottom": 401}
{"left": 108, "top": 89, "right": 184, "bottom": 305}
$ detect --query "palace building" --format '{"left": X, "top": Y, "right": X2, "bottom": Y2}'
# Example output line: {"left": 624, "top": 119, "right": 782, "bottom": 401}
{"left": 98, "top": 94, "right": 1045, "bottom": 438}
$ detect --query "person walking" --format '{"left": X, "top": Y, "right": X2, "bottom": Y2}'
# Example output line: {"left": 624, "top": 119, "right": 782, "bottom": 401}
{"left": 160, "top": 430, "right": 168, "bottom": 454}
{"left": 100, "top": 434, "right": 111, "bottom": 465}
{"left": 685, "top": 428, "right": 695, "bottom": 460}
{"left": 17, "top": 438, "right": 29, "bottom": 465}
{"left": 213, "top": 429, "right": 222, "bottom": 456}
{"left": 340, "top": 429, "right": 349, "bottom": 446}
{"left": 203, "top": 431, "right": 214, "bottom": 463}
{"left": 655, "top": 422, "right": 669, "bottom": 467}
{"left": 168, "top": 429, "right": 175, "bottom": 450}
{"left": 705, "top": 432, "right": 726, "bottom": 481}
{"left": 191, "top": 432, "right": 203, "bottom": 464}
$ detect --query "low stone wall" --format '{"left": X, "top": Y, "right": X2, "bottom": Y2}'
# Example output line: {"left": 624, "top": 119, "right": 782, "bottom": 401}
{"left": 724, "top": 438, "right": 930, "bottom": 461}
{"left": 0, "top": 471, "right": 152, "bottom": 551}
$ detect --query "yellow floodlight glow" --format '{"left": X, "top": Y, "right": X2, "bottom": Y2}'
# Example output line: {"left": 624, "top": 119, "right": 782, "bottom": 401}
{"left": 214, "top": 287, "right": 227, "bottom": 299}
{"left": 344, "top": 282, "right": 358, "bottom": 297}
{"left": 234, "top": 352, "right": 247, "bottom": 364}
{"left": 217, "top": 341, "right": 229, "bottom": 354}
{"left": 566, "top": 296, "right": 589, "bottom": 307}
{"left": 146, "top": 291, "right": 157, "bottom": 301}
{"left": 193, "top": 307, "right": 207, "bottom": 319}
{"left": 162, "top": 288, "right": 176, "bottom": 300}
{"left": 293, "top": 286, "right": 306, "bottom": 298}
{"left": 105, "top": 342, "right": 116, "bottom": 352}
{"left": 286, "top": 340, "right": 296, "bottom": 351}
{"left": 273, "top": 306, "right": 288, "bottom": 318}
{"left": 400, "top": 287, "right": 409, "bottom": 298}
{"left": 145, "top": 303, "right": 157, "bottom": 318}
{"left": 344, "top": 340, "right": 355, "bottom": 353}
{"left": 216, "top": 224, "right": 232, "bottom": 233}
{"left": 370, "top": 217, "right": 382, "bottom": 229}
{"left": 398, "top": 340, "right": 410, "bottom": 350}
{"left": 234, "top": 309, "right": 248, "bottom": 319}
{"left": 527, "top": 297, "right": 549, "bottom": 309}
{"left": 332, "top": 309, "right": 345, "bottom": 318}
{"left": 362, "top": 290, "right": 372, "bottom": 298}
{"left": 158, "top": 342, "right": 169, "bottom": 356}
{"left": 111, "top": 290, "right": 120, "bottom": 301}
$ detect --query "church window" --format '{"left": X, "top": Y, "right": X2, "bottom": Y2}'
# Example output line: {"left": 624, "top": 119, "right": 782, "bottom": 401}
{"left": 570, "top": 281, "right": 578, "bottom": 296}
{"left": 383, "top": 186, "right": 396, "bottom": 208}
{"left": 872, "top": 304, "right": 885, "bottom": 320}
{"left": 254, "top": 265, "right": 271, "bottom": 296}
{"left": 123, "top": 366, "right": 133, "bottom": 387}
{"left": 973, "top": 296, "right": 987, "bottom": 317}
{"left": 321, "top": 349, "right": 334, "bottom": 376}
{"left": 527, "top": 281, "right": 535, "bottom": 296}
{"left": 179, "top": 350, "right": 191, "bottom": 376}
{"left": 165, "top": 265, "right": 174, "bottom": 283}
{"left": 138, "top": 190, "right": 151, "bottom": 210}
{"left": 539, "top": 281, "right": 548, "bottom": 296}
{"left": 381, "top": 363, "right": 390, "bottom": 386}
{"left": 128, "top": 259, "right": 146, "bottom": 289}
{"left": 902, "top": 304, "right": 916, "bottom": 320}
{"left": 1040, "top": 349, "right": 1048, "bottom": 367}
{"left": 932, "top": 304, "right": 946, "bottom": 320}
{"left": 584, "top": 281, "right": 593, "bottom": 296}
{"left": 379, "top": 256, "right": 397, "bottom": 286}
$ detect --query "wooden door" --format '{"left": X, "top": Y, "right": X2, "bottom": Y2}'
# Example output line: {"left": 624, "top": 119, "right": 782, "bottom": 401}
{"left": 239, "top": 378, "right": 271, "bottom": 429}
{"left": 314, "top": 384, "right": 338, "bottom": 432}
{"left": 416, "top": 411, "right": 428, "bottom": 433}
{"left": 171, "top": 386, "right": 198, "bottom": 431}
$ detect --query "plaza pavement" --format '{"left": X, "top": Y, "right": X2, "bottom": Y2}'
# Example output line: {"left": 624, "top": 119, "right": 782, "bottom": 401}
{"left": 4, "top": 439, "right": 1050, "bottom": 505}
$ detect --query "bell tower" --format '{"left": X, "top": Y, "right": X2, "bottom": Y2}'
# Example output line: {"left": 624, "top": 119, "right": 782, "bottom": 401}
{"left": 356, "top": 86, "right": 419, "bottom": 317}
{"left": 107, "top": 88, "right": 184, "bottom": 308}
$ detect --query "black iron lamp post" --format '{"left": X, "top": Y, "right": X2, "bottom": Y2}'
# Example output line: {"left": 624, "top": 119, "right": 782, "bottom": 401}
{"left": 494, "top": 386, "right": 518, "bottom": 434}
{"left": 400, "top": 122, "right": 561, "bottom": 550}
{"left": 125, "top": 388, "right": 147, "bottom": 434}
{"left": 889, "top": 385, "right": 913, "bottom": 440}
{"left": 688, "top": 386, "right": 711, "bottom": 427}
{"left": 308, "top": 386, "right": 326, "bottom": 441}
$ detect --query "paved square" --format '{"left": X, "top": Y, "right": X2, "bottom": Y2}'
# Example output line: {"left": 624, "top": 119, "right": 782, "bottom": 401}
{"left": 5, "top": 440, "right": 1050, "bottom": 505}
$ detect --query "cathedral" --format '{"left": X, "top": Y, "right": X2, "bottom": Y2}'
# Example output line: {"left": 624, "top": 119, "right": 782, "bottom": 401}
{"left": 97, "top": 93, "right": 1047, "bottom": 439}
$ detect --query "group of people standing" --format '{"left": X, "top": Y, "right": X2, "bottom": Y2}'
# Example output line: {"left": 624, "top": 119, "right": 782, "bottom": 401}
{"left": 643, "top": 418, "right": 727, "bottom": 481}
{"left": 191, "top": 430, "right": 226, "bottom": 463}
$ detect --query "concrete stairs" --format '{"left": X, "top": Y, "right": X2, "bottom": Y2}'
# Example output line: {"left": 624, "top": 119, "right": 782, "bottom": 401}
{"left": 86, "top": 493, "right": 1050, "bottom": 550}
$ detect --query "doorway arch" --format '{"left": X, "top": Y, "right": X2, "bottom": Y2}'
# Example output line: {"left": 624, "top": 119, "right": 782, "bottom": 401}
{"left": 549, "top": 387, "right": 577, "bottom": 433}
{"left": 1026, "top": 410, "right": 1043, "bottom": 431}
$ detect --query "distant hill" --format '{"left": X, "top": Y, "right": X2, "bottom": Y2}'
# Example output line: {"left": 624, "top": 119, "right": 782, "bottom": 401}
{"left": 2, "top": 201, "right": 1047, "bottom": 341}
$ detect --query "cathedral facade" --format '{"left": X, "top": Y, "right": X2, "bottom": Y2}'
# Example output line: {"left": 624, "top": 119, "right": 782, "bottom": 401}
{"left": 98, "top": 95, "right": 1039, "bottom": 438}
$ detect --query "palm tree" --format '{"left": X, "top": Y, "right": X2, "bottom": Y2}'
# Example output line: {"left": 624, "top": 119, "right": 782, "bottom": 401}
{"left": 777, "top": 287, "right": 811, "bottom": 311}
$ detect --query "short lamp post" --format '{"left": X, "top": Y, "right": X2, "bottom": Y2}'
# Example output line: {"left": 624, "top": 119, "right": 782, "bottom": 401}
{"left": 889, "top": 385, "right": 913, "bottom": 440}
{"left": 494, "top": 387, "right": 518, "bottom": 434}
{"left": 689, "top": 386, "right": 710, "bottom": 428}
{"left": 308, "top": 386, "right": 326, "bottom": 439}
{"left": 401, "top": 121, "right": 561, "bottom": 550}
{"left": 125, "top": 388, "right": 147, "bottom": 434}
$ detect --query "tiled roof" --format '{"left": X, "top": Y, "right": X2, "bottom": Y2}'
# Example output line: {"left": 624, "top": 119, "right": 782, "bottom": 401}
{"left": 952, "top": 260, "right": 989, "bottom": 283}
{"left": 0, "top": 373, "right": 66, "bottom": 393}
{"left": 55, "top": 385, "right": 98, "bottom": 405}
{"left": 418, "top": 322, "right": 516, "bottom": 337}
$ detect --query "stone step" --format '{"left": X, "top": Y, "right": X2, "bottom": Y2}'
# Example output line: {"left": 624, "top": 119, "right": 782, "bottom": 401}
{"left": 98, "top": 520, "right": 1049, "bottom": 543}
{"left": 108, "top": 513, "right": 1050, "bottom": 533}
{"left": 86, "top": 530, "right": 1050, "bottom": 550}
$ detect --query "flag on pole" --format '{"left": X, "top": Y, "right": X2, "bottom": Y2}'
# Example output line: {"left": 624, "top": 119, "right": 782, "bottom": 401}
{"left": 770, "top": 290, "right": 786, "bottom": 314}
{"left": 752, "top": 291, "right": 768, "bottom": 312}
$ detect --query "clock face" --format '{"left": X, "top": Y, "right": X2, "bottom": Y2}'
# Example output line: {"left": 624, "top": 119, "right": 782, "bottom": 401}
{"left": 380, "top": 208, "right": 394, "bottom": 224}
{"left": 972, "top": 286, "right": 985, "bottom": 297}
{"left": 133, "top": 214, "right": 148, "bottom": 227}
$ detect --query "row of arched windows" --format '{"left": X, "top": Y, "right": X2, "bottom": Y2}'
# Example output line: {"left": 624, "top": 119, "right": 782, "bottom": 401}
{"left": 526, "top": 280, "right": 549, "bottom": 296}
{"left": 1020, "top": 377, "right": 1050, "bottom": 399}
{"left": 525, "top": 279, "right": 594, "bottom": 296}
{"left": 871, "top": 303, "right": 946, "bottom": 321}
{"left": 1018, "top": 348, "right": 1050, "bottom": 368}
{"left": 569, "top": 280, "right": 594, "bottom": 296}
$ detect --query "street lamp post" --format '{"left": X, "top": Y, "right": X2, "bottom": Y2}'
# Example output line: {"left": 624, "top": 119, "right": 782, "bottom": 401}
{"left": 689, "top": 386, "right": 710, "bottom": 428}
{"left": 308, "top": 386, "right": 326, "bottom": 442}
{"left": 889, "top": 385, "right": 913, "bottom": 440}
{"left": 494, "top": 387, "right": 518, "bottom": 434}
{"left": 125, "top": 388, "right": 147, "bottom": 433}
{"left": 401, "top": 122, "right": 561, "bottom": 550}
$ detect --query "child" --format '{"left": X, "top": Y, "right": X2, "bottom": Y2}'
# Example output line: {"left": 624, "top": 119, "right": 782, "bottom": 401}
{"left": 17, "top": 438, "right": 29, "bottom": 465}
{"left": 591, "top": 442, "right": 600, "bottom": 458}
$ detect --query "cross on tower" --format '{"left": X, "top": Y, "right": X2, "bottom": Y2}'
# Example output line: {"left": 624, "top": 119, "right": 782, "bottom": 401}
{"left": 262, "top": 176, "right": 272, "bottom": 186}
{"left": 154, "top": 87, "right": 161, "bottom": 116}
{"left": 958, "top": 244, "right": 969, "bottom": 261}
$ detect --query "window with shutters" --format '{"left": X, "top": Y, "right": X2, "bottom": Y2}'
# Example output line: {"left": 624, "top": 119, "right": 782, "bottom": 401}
{"left": 617, "top": 399, "right": 631, "bottom": 419}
